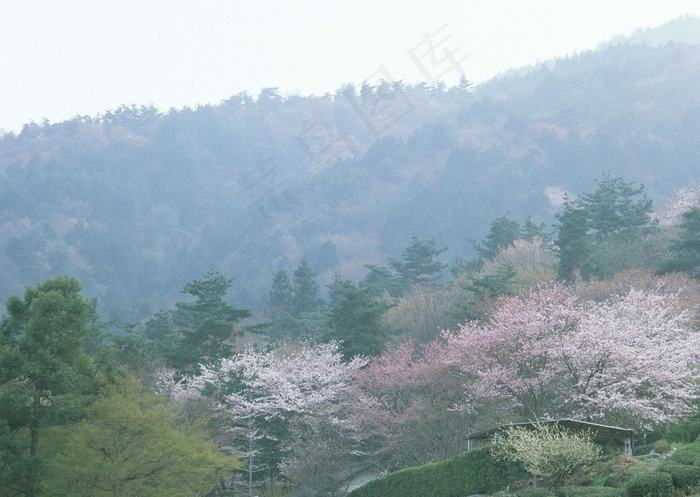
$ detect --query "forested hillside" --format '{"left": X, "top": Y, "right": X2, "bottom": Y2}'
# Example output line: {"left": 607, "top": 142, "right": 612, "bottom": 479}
{"left": 1, "top": 21, "right": 700, "bottom": 321}
{"left": 5, "top": 17, "right": 700, "bottom": 497}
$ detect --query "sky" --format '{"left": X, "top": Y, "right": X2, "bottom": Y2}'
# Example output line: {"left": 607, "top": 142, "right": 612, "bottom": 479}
{"left": 1, "top": 0, "right": 699, "bottom": 133}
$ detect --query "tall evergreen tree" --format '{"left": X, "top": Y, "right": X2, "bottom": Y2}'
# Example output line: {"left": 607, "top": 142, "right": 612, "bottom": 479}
{"left": 323, "top": 277, "right": 392, "bottom": 360}
{"left": 266, "top": 269, "right": 294, "bottom": 317}
{"left": 0, "top": 276, "right": 103, "bottom": 497}
{"left": 554, "top": 174, "right": 655, "bottom": 281}
{"left": 292, "top": 257, "right": 321, "bottom": 316}
{"left": 473, "top": 216, "right": 523, "bottom": 261}
{"left": 143, "top": 267, "right": 251, "bottom": 373}
{"left": 359, "top": 264, "right": 405, "bottom": 298}
{"left": 582, "top": 172, "right": 655, "bottom": 239}
{"left": 555, "top": 197, "right": 592, "bottom": 281}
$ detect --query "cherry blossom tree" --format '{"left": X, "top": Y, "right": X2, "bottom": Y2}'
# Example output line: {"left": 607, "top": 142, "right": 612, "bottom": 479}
{"left": 443, "top": 284, "right": 583, "bottom": 420}
{"left": 168, "top": 341, "right": 366, "bottom": 487}
{"left": 345, "top": 341, "right": 469, "bottom": 467}
{"left": 443, "top": 284, "right": 700, "bottom": 429}
{"left": 559, "top": 289, "right": 700, "bottom": 429}
{"left": 654, "top": 182, "right": 700, "bottom": 229}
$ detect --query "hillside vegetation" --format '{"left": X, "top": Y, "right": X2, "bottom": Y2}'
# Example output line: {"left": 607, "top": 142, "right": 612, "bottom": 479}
{"left": 1, "top": 25, "right": 700, "bottom": 320}
{"left": 4, "top": 18, "right": 700, "bottom": 497}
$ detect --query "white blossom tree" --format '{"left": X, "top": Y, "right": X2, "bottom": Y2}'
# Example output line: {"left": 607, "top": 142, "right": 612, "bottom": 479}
{"left": 168, "top": 341, "right": 367, "bottom": 492}
{"left": 559, "top": 289, "right": 700, "bottom": 429}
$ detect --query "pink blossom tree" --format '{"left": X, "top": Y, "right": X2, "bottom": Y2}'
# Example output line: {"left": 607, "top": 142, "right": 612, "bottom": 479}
{"left": 443, "top": 284, "right": 700, "bottom": 429}
{"left": 345, "top": 341, "right": 469, "bottom": 467}
{"left": 443, "top": 284, "right": 583, "bottom": 420}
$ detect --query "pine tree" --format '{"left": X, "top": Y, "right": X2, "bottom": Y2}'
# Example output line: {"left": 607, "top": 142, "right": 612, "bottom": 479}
{"left": 324, "top": 277, "right": 392, "bottom": 360}
{"left": 142, "top": 268, "right": 252, "bottom": 373}
{"left": 0, "top": 276, "right": 102, "bottom": 497}
{"left": 390, "top": 235, "right": 448, "bottom": 290}
{"left": 266, "top": 270, "right": 294, "bottom": 317}
{"left": 554, "top": 197, "right": 592, "bottom": 281}
{"left": 292, "top": 257, "right": 321, "bottom": 316}
{"left": 173, "top": 267, "right": 251, "bottom": 370}
{"left": 582, "top": 172, "right": 654, "bottom": 240}
{"left": 473, "top": 216, "right": 522, "bottom": 261}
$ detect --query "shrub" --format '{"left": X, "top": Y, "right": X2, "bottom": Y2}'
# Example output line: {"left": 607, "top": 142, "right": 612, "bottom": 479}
{"left": 653, "top": 440, "right": 673, "bottom": 454}
{"left": 657, "top": 463, "right": 700, "bottom": 491}
{"left": 557, "top": 486, "right": 624, "bottom": 497}
{"left": 687, "top": 423, "right": 700, "bottom": 443}
{"left": 626, "top": 471, "right": 674, "bottom": 497}
{"left": 667, "top": 449, "right": 700, "bottom": 467}
{"left": 593, "top": 455, "right": 646, "bottom": 488}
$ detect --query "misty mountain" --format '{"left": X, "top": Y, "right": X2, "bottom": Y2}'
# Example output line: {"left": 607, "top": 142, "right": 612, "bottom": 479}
{"left": 1, "top": 19, "right": 699, "bottom": 321}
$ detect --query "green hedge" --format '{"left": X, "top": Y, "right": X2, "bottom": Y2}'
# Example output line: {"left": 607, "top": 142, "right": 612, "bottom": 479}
{"left": 657, "top": 463, "right": 700, "bottom": 491}
{"left": 626, "top": 471, "right": 674, "bottom": 497}
{"left": 668, "top": 441, "right": 700, "bottom": 466}
{"left": 345, "top": 447, "right": 511, "bottom": 497}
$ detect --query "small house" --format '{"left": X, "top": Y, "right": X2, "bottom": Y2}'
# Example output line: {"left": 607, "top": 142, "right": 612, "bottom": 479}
{"left": 465, "top": 418, "right": 633, "bottom": 455}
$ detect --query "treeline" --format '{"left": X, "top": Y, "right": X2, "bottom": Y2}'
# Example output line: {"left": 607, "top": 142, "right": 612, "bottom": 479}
{"left": 1, "top": 39, "right": 700, "bottom": 322}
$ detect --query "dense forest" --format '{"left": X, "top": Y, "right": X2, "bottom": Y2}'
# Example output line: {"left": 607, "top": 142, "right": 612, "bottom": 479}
{"left": 1, "top": 16, "right": 700, "bottom": 321}
{"left": 3, "top": 15, "right": 700, "bottom": 497}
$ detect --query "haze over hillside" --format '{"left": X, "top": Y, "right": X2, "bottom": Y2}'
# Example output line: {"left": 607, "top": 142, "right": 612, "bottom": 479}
{"left": 1, "top": 17, "right": 699, "bottom": 321}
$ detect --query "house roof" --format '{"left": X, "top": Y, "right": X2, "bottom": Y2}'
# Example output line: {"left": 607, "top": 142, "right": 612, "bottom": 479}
{"left": 465, "top": 418, "right": 633, "bottom": 446}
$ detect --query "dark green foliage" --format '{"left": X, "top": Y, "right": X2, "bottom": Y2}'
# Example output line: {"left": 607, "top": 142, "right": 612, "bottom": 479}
{"left": 292, "top": 257, "right": 321, "bottom": 315}
{"left": 142, "top": 268, "right": 251, "bottom": 373}
{"left": 658, "top": 207, "right": 700, "bottom": 278}
{"left": 555, "top": 198, "right": 592, "bottom": 281}
{"left": 173, "top": 268, "right": 251, "bottom": 368}
{"left": 345, "top": 447, "right": 511, "bottom": 497}
{"left": 557, "top": 486, "right": 625, "bottom": 497}
{"left": 323, "top": 277, "right": 391, "bottom": 360}
{"left": 473, "top": 215, "right": 550, "bottom": 262}
{"left": 657, "top": 463, "right": 700, "bottom": 492}
{"left": 687, "top": 422, "right": 700, "bottom": 443}
{"left": 389, "top": 235, "right": 448, "bottom": 290}
{"left": 582, "top": 173, "right": 654, "bottom": 240}
{"left": 266, "top": 269, "right": 294, "bottom": 316}
{"left": 0, "top": 276, "right": 103, "bottom": 497}
{"left": 626, "top": 471, "right": 674, "bottom": 497}
{"left": 520, "top": 489, "right": 556, "bottom": 497}
{"left": 466, "top": 261, "right": 516, "bottom": 300}
{"left": 653, "top": 440, "right": 673, "bottom": 454}
{"left": 555, "top": 174, "right": 655, "bottom": 281}
{"left": 663, "top": 426, "right": 689, "bottom": 444}
{"left": 661, "top": 440, "right": 700, "bottom": 467}
{"left": 360, "top": 264, "right": 405, "bottom": 298}
{"left": 474, "top": 216, "right": 524, "bottom": 260}
{"left": 632, "top": 443, "right": 657, "bottom": 456}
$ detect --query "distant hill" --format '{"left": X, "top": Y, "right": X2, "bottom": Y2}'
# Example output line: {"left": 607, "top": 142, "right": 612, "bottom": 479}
{"left": 605, "top": 15, "right": 700, "bottom": 47}
{"left": 1, "top": 32, "right": 700, "bottom": 322}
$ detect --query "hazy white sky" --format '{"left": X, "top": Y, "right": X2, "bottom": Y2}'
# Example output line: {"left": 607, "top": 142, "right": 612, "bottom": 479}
{"left": 1, "top": 0, "right": 699, "bottom": 133}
